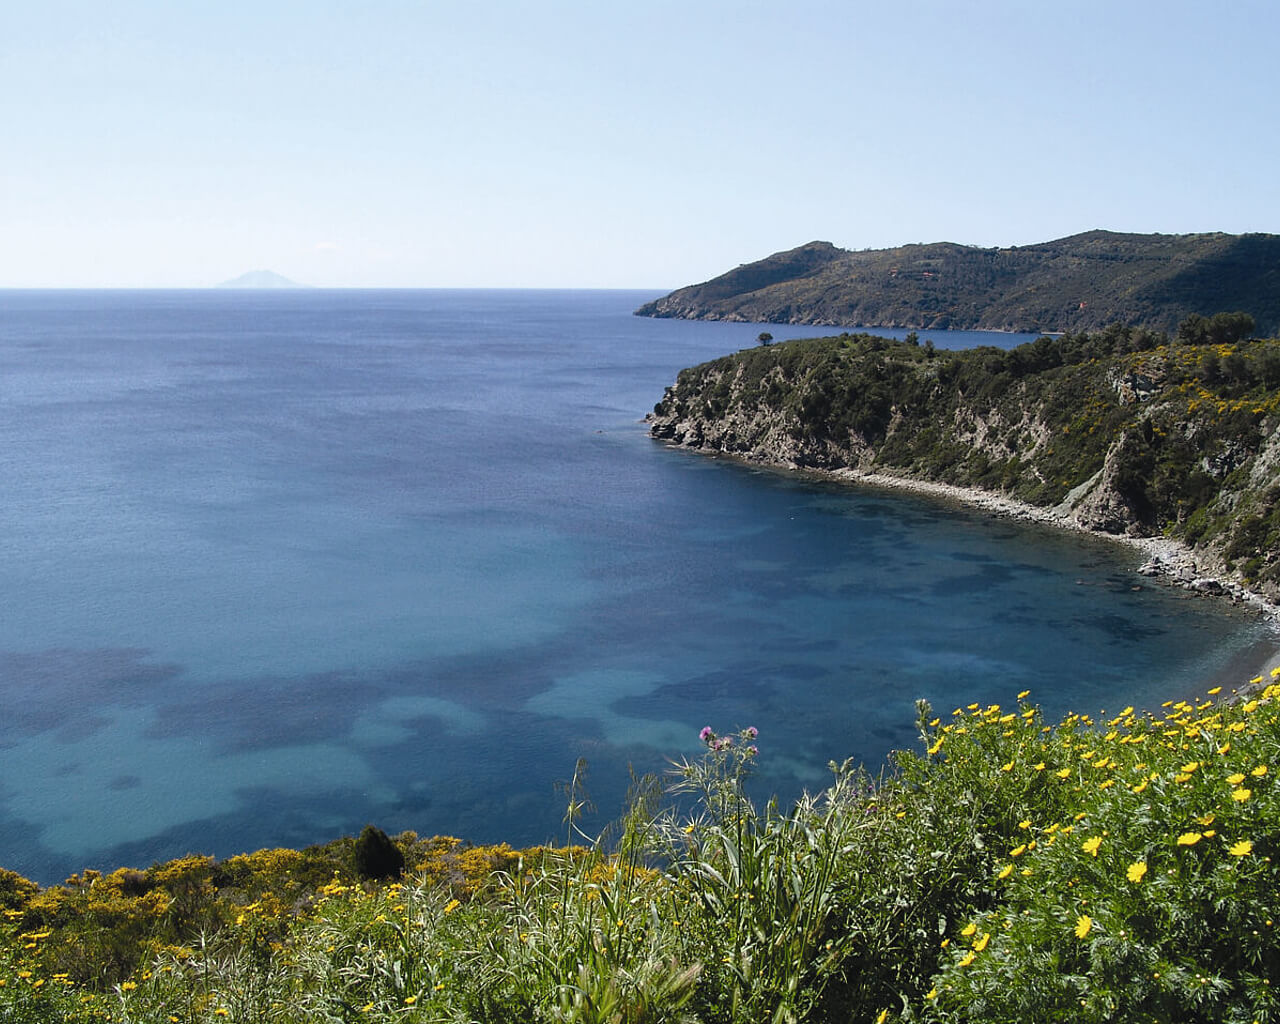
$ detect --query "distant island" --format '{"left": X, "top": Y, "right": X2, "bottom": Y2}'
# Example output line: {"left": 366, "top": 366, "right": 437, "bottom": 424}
{"left": 637, "top": 230, "right": 1280, "bottom": 335}
{"left": 216, "top": 269, "right": 309, "bottom": 289}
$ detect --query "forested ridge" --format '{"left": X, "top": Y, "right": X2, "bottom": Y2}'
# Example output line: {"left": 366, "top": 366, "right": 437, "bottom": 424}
{"left": 637, "top": 231, "right": 1280, "bottom": 335}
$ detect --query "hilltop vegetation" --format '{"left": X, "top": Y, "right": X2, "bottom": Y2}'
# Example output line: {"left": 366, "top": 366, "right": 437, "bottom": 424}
{"left": 636, "top": 232, "right": 1280, "bottom": 335}
{"left": 649, "top": 316, "right": 1280, "bottom": 600}
{"left": 2, "top": 676, "right": 1279, "bottom": 1022}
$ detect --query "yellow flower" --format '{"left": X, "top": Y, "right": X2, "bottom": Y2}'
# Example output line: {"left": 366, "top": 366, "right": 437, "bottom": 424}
{"left": 1228, "top": 772, "right": 1247, "bottom": 785}
{"left": 1208, "top": 686, "right": 1222, "bottom": 695}
{"left": 1229, "top": 840, "right": 1254, "bottom": 857}
{"left": 973, "top": 932, "right": 991, "bottom": 952}
{"left": 404, "top": 995, "right": 418, "bottom": 1005}
{"left": 1056, "top": 768, "right": 1072, "bottom": 779}
{"left": 1001, "top": 761, "right": 1014, "bottom": 772}
{"left": 1126, "top": 861, "right": 1148, "bottom": 883}
{"left": 1082, "top": 836, "right": 1102, "bottom": 856}
{"left": 1010, "top": 844, "right": 1027, "bottom": 857}
{"left": 876, "top": 1012, "right": 888, "bottom": 1024}
{"left": 1132, "top": 779, "right": 1149, "bottom": 794}
{"left": 444, "top": 899, "right": 461, "bottom": 914}
{"left": 1252, "top": 765, "right": 1268, "bottom": 777}
{"left": 960, "top": 922, "right": 977, "bottom": 937}
{"left": 1074, "top": 915, "right": 1092, "bottom": 939}
{"left": 1177, "top": 832, "right": 1203, "bottom": 846}
{"left": 120, "top": 982, "right": 137, "bottom": 992}
{"left": 997, "top": 864, "right": 1014, "bottom": 880}
{"left": 1232, "top": 788, "right": 1252, "bottom": 803}
{"left": 957, "top": 951, "right": 976, "bottom": 967}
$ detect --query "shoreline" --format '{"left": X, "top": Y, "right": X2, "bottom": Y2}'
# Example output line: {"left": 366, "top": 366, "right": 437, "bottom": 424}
{"left": 833, "top": 466, "right": 1280, "bottom": 686}
{"left": 659, "top": 442, "right": 1280, "bottom": 684}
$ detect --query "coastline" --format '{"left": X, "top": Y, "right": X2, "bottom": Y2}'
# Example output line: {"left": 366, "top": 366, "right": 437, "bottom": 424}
{"left": 657, "top": 441, "right": 1280, "bottom": 685}
{"left": 833, "top": 466, "right": 1280, "bottom": 685}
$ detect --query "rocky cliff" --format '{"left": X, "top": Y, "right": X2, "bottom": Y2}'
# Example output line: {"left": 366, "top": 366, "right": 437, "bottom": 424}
{"left": 648, "top": 326, "right": 1280, "bottom": 603}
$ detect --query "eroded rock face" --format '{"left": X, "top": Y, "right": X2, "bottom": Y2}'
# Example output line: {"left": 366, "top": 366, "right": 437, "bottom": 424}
{"left": 648, "top": 334, "right": 1280, "bottom": 605}
{"left": 1066, "top": 439, "right": 1152, "bottom": 536}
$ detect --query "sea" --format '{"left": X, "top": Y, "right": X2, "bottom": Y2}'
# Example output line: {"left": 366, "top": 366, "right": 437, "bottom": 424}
{"left": 1, "top": 289, "right": 1273, "bottom": 885}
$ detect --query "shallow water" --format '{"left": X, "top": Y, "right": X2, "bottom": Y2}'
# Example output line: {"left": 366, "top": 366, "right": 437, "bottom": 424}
{"left": 0, "top": 290, "right": 1271, "bottom": 883}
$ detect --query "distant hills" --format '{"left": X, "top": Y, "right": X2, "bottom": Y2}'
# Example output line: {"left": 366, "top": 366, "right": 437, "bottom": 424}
{"left": 216, "top": 269, "right": 308, "bottom": 289}
{"left": 637, "top": 231, "right": 1280, "bottom": 335}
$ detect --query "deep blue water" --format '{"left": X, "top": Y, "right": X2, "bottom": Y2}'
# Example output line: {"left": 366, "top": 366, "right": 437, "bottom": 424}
{"left": 0, "top": 289, "right": 1272, "bottom": 884}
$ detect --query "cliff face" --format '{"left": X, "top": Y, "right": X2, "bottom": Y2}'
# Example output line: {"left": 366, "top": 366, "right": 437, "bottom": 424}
{"left": 637, "top": 231, "right": 1280, "bottom": 336}
{"left": 648, "top": 330, "right": 1280, "bottom": 601}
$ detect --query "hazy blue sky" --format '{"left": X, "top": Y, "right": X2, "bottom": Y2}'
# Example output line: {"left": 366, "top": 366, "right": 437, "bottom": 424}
{"left": 4, "top": 0, "right": 1278, "bottom": 288}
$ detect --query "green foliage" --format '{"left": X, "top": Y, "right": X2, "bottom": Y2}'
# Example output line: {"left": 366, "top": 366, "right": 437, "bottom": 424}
{"left": 3, "top": 675, "right": 1280, "bottom": 1021}
{"left": 649, "top": 326, "right": 1280, "bottom": 593}
{"left": 354, "top": 825, "right": 406, "bottom": 881}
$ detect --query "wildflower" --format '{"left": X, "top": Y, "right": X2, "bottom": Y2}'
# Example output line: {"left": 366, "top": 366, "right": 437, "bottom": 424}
{"left": 997, "top": 864, "right": 1014, "bottom": 880}
{"left": 1001, "top": 761, "right": 1014, "bottom": 772}
{"left": 1177, "top": 832, "right": 1203, "bottom": 846}
{"left": 743, "top": 726, "right": 758, "bottom": 739}
{"left": 1127, "top": 861, "right": 1148, "bottom": 883}
{"left": 214, "top": 1011, "right": 229, "bottom": 1019}
{"left": 1252, "top": 765, "right": 1268, "bottom": 777}
{"left": 699, "top": 726, "right": 714, "bottom": 743}
{"left": 960, "top": 922, "right": 977, "bottom": 937}
{"left": 1082, "top": 836, "right": 1102, "bottom": 857}
{"left": 1228, "top": 773, "right": 1247, "bottom": 785}
{"left": 876, "top": 1011, "right": 889, "bottom": 1024}
{"left": 973, "top": 932, "right": 991, "bottom": 952}
{"left": 1075, "top": 915, "right": 1093, "bottom": 939}
{"left": 1056, "top": 768, "right": 1072, "bottom": 779}
{"left": 121, "top": 982, "right": 138, "bottom": 992}
{"left": 444, "top": 899, "right": 461, "bottom": 914}
{"left": 1232, "top": 788, "right": 1252, "bottom": 802}
{"left": 1229, "top": 840, "right": 1254, "bottom": 857}
{"left": 404, "top": 995, "right": 418, "bottom": 1005}
{"left": 957, "top": 951, "right": 976, "bottom": 967}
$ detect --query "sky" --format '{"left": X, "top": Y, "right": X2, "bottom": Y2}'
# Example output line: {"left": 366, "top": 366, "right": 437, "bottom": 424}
{"left": 3, "top": 0, "right": 1279, "bottom": 289}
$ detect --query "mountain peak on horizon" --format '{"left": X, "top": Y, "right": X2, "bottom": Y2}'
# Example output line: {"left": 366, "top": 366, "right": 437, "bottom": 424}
{"left": 216, "top": 269, "right": 308, "bottom": 289}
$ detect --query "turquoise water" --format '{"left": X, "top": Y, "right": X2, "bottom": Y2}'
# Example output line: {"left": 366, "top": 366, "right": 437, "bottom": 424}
{"left": 0, "top": 289, "right": 1271, "bottom": 883}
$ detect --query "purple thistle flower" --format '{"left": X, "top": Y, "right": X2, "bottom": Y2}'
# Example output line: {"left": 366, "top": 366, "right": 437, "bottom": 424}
{"left": 699, "top": 726, "right": 715, "bottom": 744}
{"left": 745, "top": 745, "right": 759, "bottom": 757}
{"left": 743, "top": 726, "right": 758, "bottom": 740}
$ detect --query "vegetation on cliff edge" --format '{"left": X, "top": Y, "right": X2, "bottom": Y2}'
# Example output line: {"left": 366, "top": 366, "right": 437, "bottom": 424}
{"left": 2, "top": 673, "right": 1279, "bottom": 1022}
{"left": 648, "top": 317, "right": 1280, "bottom": 597}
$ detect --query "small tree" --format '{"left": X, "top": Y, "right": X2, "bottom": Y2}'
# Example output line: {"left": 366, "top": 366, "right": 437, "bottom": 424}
{"left": 757, "top": 332, "right": 773, "bottom": 346}
{"left": 353, "top": 825, "right": 405, "bottom": 880}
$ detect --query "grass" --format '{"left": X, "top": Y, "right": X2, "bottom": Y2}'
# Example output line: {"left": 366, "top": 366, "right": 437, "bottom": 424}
{"left": 2, "top": 672, "right": 1280, "bottom": 1022}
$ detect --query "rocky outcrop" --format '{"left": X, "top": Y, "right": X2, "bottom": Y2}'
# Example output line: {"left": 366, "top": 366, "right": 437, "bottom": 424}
{"left": 648, "top": 331, "right": 1280, "bottom": 607}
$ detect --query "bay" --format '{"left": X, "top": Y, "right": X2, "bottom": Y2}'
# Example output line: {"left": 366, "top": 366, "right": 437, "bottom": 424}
{"left": 0, "top": 289, "right": 1270, "bottom": 884}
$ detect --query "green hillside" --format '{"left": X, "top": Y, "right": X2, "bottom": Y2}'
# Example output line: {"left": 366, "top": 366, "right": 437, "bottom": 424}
{"left": 648, "top": 318, "right": 1280, "bottom": 600}
{"left": 636, "top": 232, "right": 1280, "bottom": 335}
